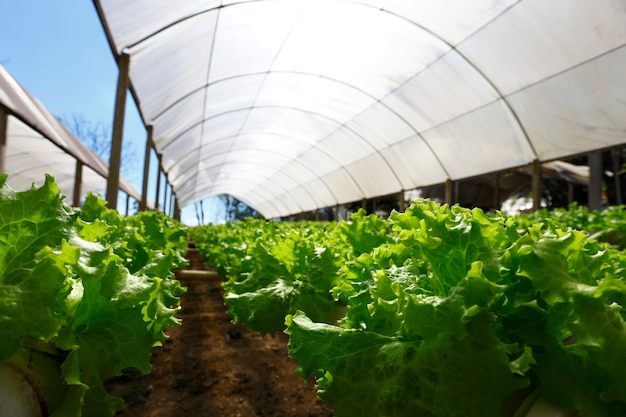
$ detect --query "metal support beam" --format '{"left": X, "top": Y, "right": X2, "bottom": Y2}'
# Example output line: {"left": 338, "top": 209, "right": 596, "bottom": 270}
{"left": 588, "top": 151, "right": 603, "bottom": 211}
{"left": 532, "top": 159, "right": 542, "bottom": 211}
{"left": 140, "top": 126, "right": 152, "bottom": 211}
{"left": 0, "top": 106, "right": 7, "bottom": 174}
{"left": 106, "top": 52, "right": 130, "bottom": 209}
{"left": 73, "top": 160, "right": 83, "bottom": 207}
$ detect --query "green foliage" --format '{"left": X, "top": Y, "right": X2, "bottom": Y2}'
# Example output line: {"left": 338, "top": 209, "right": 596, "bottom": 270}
{"left": 285, "top": 200, "right": 626, "bottom": 417}
{"left": 193, "top": 219, "right": 350, "bottom": 335}
{"left": 515, "top": 202, "right": 626, "bottom": 249}
{"left": 0, "top": 174, "right": 188, "bottom": 416}
{"left": 193, "top": 200, "right": 626, "bottom": 416}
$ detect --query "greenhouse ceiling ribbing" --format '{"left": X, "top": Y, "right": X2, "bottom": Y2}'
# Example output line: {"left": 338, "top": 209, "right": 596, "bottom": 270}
{"left": 94, "top": 0, "right": 626, "bottom": 218}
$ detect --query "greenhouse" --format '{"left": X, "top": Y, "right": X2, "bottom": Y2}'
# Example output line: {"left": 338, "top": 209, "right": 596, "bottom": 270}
{"left": 0, "top": 65, "right": 142, "bottom": 210}
{"left": 1, "top": 1, "right": 626, "bottom": 416}
{"left": 92, "top": 0, "right": 626, "bottom": 218}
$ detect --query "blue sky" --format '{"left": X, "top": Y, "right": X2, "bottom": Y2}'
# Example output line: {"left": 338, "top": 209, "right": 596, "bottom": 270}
{"left": 0, "top": 2, "right": 119, "bottom": 124}
{"left": 0, "top": 1, "right": 222, "bottom": 223}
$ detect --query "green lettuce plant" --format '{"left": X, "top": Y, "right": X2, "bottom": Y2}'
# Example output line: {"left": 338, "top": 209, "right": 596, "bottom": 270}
{"left": 0, "top": 174, "right": 187, "bottom": 416}
{"left": 286, "top": 200, "right": 626, "bottom": 417}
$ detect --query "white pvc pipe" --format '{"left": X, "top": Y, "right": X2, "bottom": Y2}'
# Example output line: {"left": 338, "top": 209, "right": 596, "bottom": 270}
{"left": 0, "top": 362, "right": 43, "bottom": 417}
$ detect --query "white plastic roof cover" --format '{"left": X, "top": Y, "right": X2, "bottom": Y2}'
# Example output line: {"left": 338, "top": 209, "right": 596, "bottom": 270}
{"left": 94, "top": 0, "right": 626, "bottom": 218}
{"left": 0, "top": 65, "right": 142, "bottom": 204}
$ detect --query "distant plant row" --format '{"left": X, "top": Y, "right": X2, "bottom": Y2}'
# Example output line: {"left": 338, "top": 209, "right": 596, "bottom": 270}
{"left": 514, "top": 202, "right": 626, "bottom": 249}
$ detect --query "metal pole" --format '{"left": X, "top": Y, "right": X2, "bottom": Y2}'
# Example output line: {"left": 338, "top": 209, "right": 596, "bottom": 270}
{"left": 0, "top": 106, "right": 7, "bottom": 174}
{"left": 73, "top": 160, "right": 83, "bottom": 207}
{"left": 106, "top": 52, "right": 130, "bottom": 209}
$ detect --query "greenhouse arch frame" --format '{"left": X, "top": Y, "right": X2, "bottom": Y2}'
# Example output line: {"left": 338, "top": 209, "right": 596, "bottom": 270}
{"left": 93, "top": 0, "right": 626, "bottom": 218}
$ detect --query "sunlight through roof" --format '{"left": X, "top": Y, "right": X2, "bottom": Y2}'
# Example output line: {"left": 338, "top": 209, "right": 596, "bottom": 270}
{"left": 94, "top": 0, "right": 626, "bottom": 218}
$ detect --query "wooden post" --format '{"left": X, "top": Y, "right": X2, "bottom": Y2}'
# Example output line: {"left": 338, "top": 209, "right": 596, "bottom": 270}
{"left": 494, "top": 173, "right": 500, "bottom": 210}
{"left": 73, "top": 160, "right": 83, "bottom": 207}
{"left": 155, "top": 168, "right": 162, "bottom": 211}
{"left": 164, "top": 182, "right": 170, "bottom": 215}
{"left": 588, "top": 151, "right": 603, "bottom": 211}
{"left": 140, "top": 126, "right": 152, "bottom": 211}
{"left": 532, "top": 159, "right": 542, "bottom": 211}
{"left": 568, "top": 183, "right": 574, "bottom": 205}
{"left": 174, "top": 198, "right": 181, "bottom": 221}
{"left": 398, "top": 189, "right": 405, "bottom": 212}
{"left": 106, "top": 52, "right": 131, "bottom": 209}
{"left": 611, "top": 149, "right": 622, "bottom": 205}
{"left": 0, "top": 106, "right": 7, "bottom": 174}
{"left": 445, "top": 179, "right": 452, "bottom": 205}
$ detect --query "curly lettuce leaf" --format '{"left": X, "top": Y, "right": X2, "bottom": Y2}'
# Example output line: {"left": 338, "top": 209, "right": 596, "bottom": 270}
{"left": 53, "top": 223, "right": 185, "bottom": 417}
{"left": 0, "top": 174, "right": 75, "bottom": 360}
{"left": 286, "top": 309, "right": 526, "bottom": 417}
{"left": 287, "top": 200, "right": 626, "bottom": 417}
{"left": 224, "top": 229, "right": 340, "bottom": 335}
{"left": 0, "top": 175, "right": 187, "bottom": 417}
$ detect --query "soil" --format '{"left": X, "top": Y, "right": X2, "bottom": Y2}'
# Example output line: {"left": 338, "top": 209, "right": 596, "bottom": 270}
{"left": 105, "top": 247, "right": 334, "bottom": 417}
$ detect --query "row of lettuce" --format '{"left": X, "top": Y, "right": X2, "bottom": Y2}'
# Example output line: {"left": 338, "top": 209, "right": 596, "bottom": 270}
{"left": 192, "top": 201, "right": 626, "bottom": 417}
{"left": 0, "top": 175, "right": 189, "bottom": 417}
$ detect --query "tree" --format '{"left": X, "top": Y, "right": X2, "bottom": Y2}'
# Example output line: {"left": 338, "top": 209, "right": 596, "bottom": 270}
{"left": 218, "top": 195, "right": 261, "bottom": 221}
{"left": 194, "top": 200, "right": 205, "bottom": 225}
{"left": 63, "top": 113, "right": 139, "bottom": 184}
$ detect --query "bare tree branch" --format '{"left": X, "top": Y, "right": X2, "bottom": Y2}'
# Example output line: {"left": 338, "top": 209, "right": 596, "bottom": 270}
{"left": 63, "top": 113, "right": 139, "bottom": 182}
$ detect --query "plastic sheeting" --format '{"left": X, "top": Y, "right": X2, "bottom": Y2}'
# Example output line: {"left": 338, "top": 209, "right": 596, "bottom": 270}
{"left": 94, "top": 0, "right": 626, "bottom": 218}
{"left": 0, "top": 65, "right": 142, "bottom": 205}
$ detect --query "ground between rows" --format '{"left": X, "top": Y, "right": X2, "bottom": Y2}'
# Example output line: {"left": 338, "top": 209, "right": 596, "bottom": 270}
{"left": 106, "top": 260, "right": 334, "bottom": 417}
